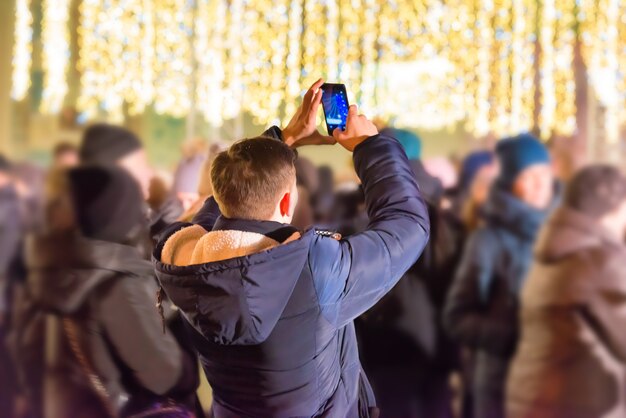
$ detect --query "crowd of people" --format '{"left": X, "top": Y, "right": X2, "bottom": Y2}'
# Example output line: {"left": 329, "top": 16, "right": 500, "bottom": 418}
{"left": 1, "top": 79, "right": 626, "bottom": 418}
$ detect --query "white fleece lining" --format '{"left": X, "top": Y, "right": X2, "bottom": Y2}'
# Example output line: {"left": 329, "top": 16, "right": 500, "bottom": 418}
{"left": 190, "top": 230, "right": 281, "bottom": 265}
{"left": 162, "top": 224, "right": 302, "bottom": 267}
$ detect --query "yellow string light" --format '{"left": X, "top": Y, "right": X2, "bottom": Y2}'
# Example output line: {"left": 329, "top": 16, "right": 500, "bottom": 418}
{"left": 16, "top": 0, "right": 626, "bottom": 139}
{"left": 552, "top": 0, "right": 577, "bottom": 137}
{"left": 509, "top": 0, "right": 535, "bottom": 135}
{"left": 283, "top": 0, "right": 304, "bottom": 124}
{"left": 581, "top": 0, "right": 620, "bottom": 143}
{"left": 77, "top": 0, "right": 115, "bottom": 119}
{"left": 11, "top": 0, "right": 32, "bottom": 101}
{"left": 619, "top": 2, "right": 626, "bottom": 125}
{"left": 491, "top": 0, "right": 513, "bottom": 136}
{"left": 78, "top": 0, "right": 153, "bottom": 121}
{"left": 472, "top": 0, "right": 494, "bottom": 137}
{"left": 41, "top": 0, "right": 70, "bottom": 114}
{"left": 152, "top": 0, "right": 194, "bottom": 117}
{"left": 359, "top": 0, "right": 377, "bottom": 114}
{"left": 196, "top": 0, "right": 226, "bottom": 126}
{"left": 539, "top": 0, "right": 557, "bottom": 138}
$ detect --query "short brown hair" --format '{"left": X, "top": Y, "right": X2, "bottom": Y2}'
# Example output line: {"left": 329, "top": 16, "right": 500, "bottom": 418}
{"left": 565, "top": 164, "right": 626, "bottom": 217}
{"left": 211, "top": 137, "right": 296, "bottom": 219}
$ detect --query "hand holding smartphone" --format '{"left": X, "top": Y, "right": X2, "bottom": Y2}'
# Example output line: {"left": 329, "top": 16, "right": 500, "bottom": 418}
{"left": 321, "top": 83, "right": 350, "bottom": 135}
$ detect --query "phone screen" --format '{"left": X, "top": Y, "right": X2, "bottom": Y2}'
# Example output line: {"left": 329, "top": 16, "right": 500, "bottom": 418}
{"left": 321, "top": 83, "right": 349, "bottom": 135}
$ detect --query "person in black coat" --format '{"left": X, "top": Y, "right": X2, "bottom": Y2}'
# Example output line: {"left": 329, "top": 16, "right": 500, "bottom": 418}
{"left": 15, "top": 166, "right": 199, "bottom": 418}
{"left": 355, "top": 128, "right": 458, "bottom": 418}
{"left": 444, "top": 134, "right": 554, "bottom": 418}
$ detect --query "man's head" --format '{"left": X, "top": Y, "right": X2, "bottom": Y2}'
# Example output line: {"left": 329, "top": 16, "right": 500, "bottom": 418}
{"left": 52, "top": 142, "right": 79, "bottom": 168}
{"left": 496, "top": 133, "right": 553, "bottom": 209}
{"left": 211, "top": 137, "right": 297, "bottom": 222}
{"left": 565, "top": 165, "right": 626, "bottom": 239}
{"left": 79, "top": 123, "right": 152, "bottom": 197}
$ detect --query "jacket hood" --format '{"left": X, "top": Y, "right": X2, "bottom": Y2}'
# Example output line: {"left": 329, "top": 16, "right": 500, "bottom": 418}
{"left": 534, "top": 206, "right": 622, "bottom": 262}
{"left": 154, "top": 225, "right": 313, "bottom": 346}
{"left": 25, "top": 230, "right": 153, "bottom": 314}
{"left": 482, "top": 186, "right": 547, "bottom": 240}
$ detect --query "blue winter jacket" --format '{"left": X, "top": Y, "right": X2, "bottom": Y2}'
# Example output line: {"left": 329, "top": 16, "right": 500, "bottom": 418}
{"left": 153, "top": 130, "right": 430, "bottom": 417}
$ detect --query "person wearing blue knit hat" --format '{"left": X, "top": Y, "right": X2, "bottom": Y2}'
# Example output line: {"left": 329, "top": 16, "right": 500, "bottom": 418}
{"left": 380, "top": 127, "right": 443, "bottom": 203}
{"left": 495, "top": 133, "right": 552, "bottom": 205}
{"left": 444, "top": 133, "right": 554, "bottom": 418}
{"left": 384, "top": 128, "right": 422, "bottom": 160}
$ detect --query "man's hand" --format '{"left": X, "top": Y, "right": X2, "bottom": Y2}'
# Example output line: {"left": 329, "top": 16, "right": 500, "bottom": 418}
{"left": 333, "top": 105, "right": 378, "bottom": 152}
{"left": 282, "top": 79, "right": 336, "bottom": 148}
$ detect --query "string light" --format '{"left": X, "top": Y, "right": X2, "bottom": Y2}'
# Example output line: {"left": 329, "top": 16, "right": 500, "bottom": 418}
{"left": 540, "top": 0, "right": 576, "bottom": 139}
{"left": 358, "top": 0, "right": 378, "bottom": 115}
{"left": 152, "top": 0, "right": 194, "bottom": 117}
{"left": 552, "top": 0, "right": 577, "bottom": 137}
{"left": 581, "top": 0, "right": 620, "bottom": 143}
{"left": 619, "top": 2, "right": 626, "bottom": 125}
{"left": 472, "top": 0, "right": 494, "bottom": 137}
{"left": 11, "top": 0, "right": 32, "bottom": 101}
{"left": 283, "top": 0, "right": 304, "bottom": 124}
{"left": 491, "top": 0, "right": 513, "bottom": 135}
{"left": 539, "top": 0, "right": 557, "bottom": 138}
{"left": 196, "top": 0, "right": 226, "bottom": 126}
{"left": 509, "top": 0, "right": 535, "bottom": 135}
{"left": 13, "top": 0, "right": 626, "bottom": 140}
{"left": 41, "top": 0, "right": 70, "bottom": 114}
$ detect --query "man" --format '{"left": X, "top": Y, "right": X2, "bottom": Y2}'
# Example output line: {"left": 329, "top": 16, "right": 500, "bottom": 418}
{"left": 444, "top": 134, "right": 554, "bottom": 418}
{"left": 78, "top": 123, "right": 182, "bottom": 239}
{"left": 79, "top": 124, "right": 152, "bottom": 197}
{"left": 507, "top": 165, "right": 626, "bottom": 418}
{"left": 153, "top": 79, "right": 430, "bottom": 417}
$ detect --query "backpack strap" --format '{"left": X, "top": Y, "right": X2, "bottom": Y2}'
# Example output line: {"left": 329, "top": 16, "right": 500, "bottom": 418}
{"left": 63, "top": 317, "right": 117, "bottom": 418}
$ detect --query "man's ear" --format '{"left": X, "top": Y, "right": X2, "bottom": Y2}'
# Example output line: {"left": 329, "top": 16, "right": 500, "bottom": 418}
{"left": 279, "top": 192, "right": 291, "bottom": 217}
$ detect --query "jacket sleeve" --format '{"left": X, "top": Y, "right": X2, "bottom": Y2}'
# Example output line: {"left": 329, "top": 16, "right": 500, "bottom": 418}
{"left": 443, "top": 229, "right": 516, "bottom": 355}
{"left": 579, "top": 257, "right": 626, "bottom": 363}
{"left": 98, "top": 276, "right": 184, "bottom": 395}
{"left": 309, "top": 134, "right": 430, "bottom": 329}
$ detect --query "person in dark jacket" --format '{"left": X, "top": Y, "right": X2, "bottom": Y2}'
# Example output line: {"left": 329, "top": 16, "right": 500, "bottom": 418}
{"left": 448, "top": 150, "right": 497, "bottom": 418}
{"left": 19, "top": 166, "right": 198, "bottom": 418}
{"left": 153, "top": 79, "right": 430, "bottom": 417}
{"left": 355, "top": 128, "right": 458, "bottom": 418}
{"left": 444, "top": 133, "right": 554, "bottom": 418}
{"left": 507, "top": 165, "right": 626, "bottom": 418}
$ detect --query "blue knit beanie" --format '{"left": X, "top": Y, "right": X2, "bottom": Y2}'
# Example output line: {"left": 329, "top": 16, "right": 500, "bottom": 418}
{"left": 496, "top": 133, "right": 550, "bottom": 189}
{"left": 460, "top": 150, "right": 494, "bottom": 189}
{"left": 381, "top": 128, "right": 422, "bottom": 160}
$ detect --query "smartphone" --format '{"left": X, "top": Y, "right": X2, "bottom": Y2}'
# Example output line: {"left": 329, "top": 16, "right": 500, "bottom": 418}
{"left": 321, "top": 83, "right": 349, "bottom": 135}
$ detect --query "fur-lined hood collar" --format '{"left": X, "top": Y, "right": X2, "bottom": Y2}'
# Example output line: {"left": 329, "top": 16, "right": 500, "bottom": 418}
{"left": 154, "top": 222, "right": 312, "bottom": 346}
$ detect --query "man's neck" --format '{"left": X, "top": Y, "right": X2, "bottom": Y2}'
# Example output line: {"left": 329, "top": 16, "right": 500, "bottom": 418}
{"left": 212, "top": 216, "right": 297, "bottom": 243}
